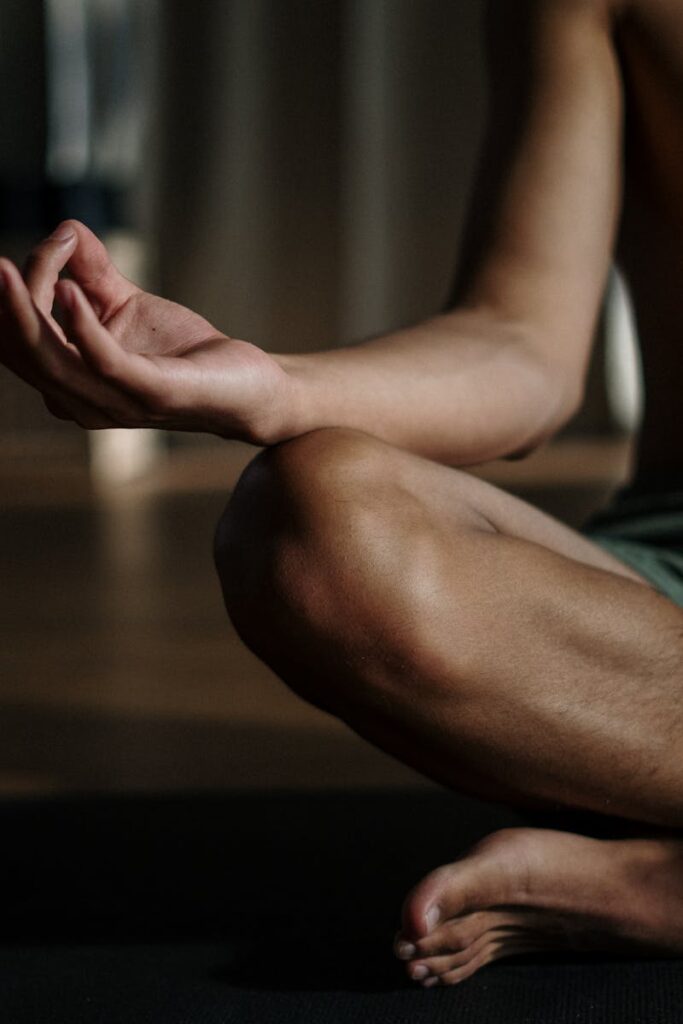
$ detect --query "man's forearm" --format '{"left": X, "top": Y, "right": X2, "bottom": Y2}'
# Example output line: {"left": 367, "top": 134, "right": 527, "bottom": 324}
{"left": 273, "top": 308, "right": 579, "bottom": 467}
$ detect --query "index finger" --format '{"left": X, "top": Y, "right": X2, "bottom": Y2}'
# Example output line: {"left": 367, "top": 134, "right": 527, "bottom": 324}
{"left": 57, "top": 280, "right": 170, "bottom": 408}
{"left": 23, "top": 222, "right": 78, "bottom": 317}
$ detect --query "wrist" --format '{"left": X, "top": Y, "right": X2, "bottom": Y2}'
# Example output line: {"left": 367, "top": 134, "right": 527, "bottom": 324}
{"left": 267, "top": 352, "right": 328, "bottom": 443}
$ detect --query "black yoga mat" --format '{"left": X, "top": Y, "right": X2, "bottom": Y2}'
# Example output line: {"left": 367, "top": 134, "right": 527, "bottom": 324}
{"left": 0, "top": 789, "right": 681, "bottom": 1023}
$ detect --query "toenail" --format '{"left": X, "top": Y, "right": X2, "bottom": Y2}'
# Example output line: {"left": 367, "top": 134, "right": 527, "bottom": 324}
{"left": 396, "top": 942, "right": 416, "bottom": 959}
{"left": 411, "top": 965, "right": 429, "bottom": 980}
{"left": 425, "top": 905, "right": 440, "bottom": 931}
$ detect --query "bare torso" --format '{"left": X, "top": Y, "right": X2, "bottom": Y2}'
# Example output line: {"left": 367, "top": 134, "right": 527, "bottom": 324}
{"left": 615, "top": 0, "right": 683, "bottom": 480}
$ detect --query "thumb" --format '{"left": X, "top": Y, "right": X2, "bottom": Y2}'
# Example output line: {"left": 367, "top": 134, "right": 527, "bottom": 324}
{"left": 64, "top": 220, "right": 139, "bottom": 319}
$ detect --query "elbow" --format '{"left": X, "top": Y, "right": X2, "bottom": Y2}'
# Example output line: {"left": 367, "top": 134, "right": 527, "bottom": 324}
{"left": 503, "top": 363, "right": 585, "bottom": 462}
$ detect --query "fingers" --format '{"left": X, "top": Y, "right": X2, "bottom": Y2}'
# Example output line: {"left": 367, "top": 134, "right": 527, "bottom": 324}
{"left": 0, "top": 258, "right": 57, "bottom": 383}
{"left": 62, "top": 220, "right": 139, "bottom": 319}
{"left": 56, "top": 278, "right": 130, "bottom": 378}
{"left": 0, "top": 304, "right": 39, "bottom": 388}
{"left": 23, "top": 222, "right": 78, "bottom": 318}
{"left": 2, "top": 252, "right": 182, "bottom": 433}
{"left": 0, "top": 259, "right": 146, "bottom": 426}
{"left": 57, "top": 279, "right": 176, "bottom": 414}
{"left": 24, "top": 219, "right": 139, "bottom": 323}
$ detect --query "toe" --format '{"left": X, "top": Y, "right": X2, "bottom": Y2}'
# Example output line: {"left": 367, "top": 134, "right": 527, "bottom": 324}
{"left": 410, "top": 910, "right": 513, "bottom": 958}
{"left": 437, "top": 943, "right": 497, "bottom": 986}
{"left": 436, "top": 932, "right": 560, "bottom": 985}
{"left": 401, "top": 862, "right": 468, "bottom": 938}
{"left": 393, "top": 932, "right": 417, "bottom": 960}
{"left": 399, "top": 909, "right": 560, "bottom": 987}
{"left": 406, "top": 930, "right": 495, "bottom": 982}
{"left": 401, "top": 830, "right": 525, "bottom": 939}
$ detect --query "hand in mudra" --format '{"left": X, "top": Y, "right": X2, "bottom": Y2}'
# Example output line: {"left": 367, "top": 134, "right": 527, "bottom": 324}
{"left": 0, "top": 220, "right": 293, "bottom": 442}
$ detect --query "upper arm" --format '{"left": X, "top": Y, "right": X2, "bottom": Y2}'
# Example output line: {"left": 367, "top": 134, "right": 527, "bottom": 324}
{"left": 449, "top": 0, "right": 624, "bottom": 406}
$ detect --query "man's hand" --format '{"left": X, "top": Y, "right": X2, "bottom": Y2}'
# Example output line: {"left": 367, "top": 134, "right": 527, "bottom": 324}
{"left": 0, "top": 220, "right": 294, "bottom": 443}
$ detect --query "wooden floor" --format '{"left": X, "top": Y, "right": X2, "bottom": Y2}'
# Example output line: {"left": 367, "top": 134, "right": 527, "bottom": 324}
{"left": 0, "top": 438, "right": 632, "bottom": 799}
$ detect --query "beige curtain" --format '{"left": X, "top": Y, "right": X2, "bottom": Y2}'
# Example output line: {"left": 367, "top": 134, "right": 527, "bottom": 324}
{"left": 151, "top": 0, "right": 484, "bottom": 353}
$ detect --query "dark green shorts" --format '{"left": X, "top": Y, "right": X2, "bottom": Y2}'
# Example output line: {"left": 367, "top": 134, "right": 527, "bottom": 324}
{"left": 581, "top": 481, "right": 683, "bottom": 609}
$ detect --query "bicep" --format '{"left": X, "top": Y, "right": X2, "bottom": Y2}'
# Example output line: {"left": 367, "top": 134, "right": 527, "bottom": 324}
{"left": 450, "top": 0, "right": 624, "bottom": 395}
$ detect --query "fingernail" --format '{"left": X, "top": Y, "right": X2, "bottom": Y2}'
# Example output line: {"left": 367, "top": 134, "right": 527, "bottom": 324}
{"left": 422, "top": 976, "right": 439, "bottom": 988}
{"left": 49, "top": 223, "right": 75, "bottom": 242}
{"left": 411, "top": 965, "right": 429, "bottom": 981}
{"left": 396, "top": 942, "right": 416, "bottom": 960}
{"left": 425, "top": 906, "right": 440, "bottom": 931}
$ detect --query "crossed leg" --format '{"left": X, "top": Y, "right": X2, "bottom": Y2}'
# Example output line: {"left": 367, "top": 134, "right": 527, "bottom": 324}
{"left": 214, "top": 427, "right": 683, "bottom": 985}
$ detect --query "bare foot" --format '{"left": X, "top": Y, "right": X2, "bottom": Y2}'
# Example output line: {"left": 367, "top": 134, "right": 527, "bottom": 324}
{"left": 394, "top": 827, "right": 683, "bottom": 987}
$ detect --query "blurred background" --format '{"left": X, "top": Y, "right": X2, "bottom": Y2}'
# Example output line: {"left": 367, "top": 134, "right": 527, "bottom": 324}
{"left": 0, "top": 0, "right": 643, "bottom": 799}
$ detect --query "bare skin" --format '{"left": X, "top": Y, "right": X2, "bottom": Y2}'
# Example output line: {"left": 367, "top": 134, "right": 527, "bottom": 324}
{"left": 392, "top": 0, "right": 683, "bottom": 984}
{"left": 396, "top": 827, "right": 683, "bottom": 986}
{"left": 1, "top": 0, "right": 683, "bottom": 991}
{"left": 401, "top": 0, "right": 683, "bottom": 983}
{"left": 218, "top": 0, "right": 683, "bottom": 986}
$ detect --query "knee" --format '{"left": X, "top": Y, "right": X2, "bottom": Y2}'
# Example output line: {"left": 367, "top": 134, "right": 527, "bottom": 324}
{"left": 213, "top": 427, "right": 400, "bottom": 639}
{"left": 214, "top": 427, "right": 485, "bottom": 710}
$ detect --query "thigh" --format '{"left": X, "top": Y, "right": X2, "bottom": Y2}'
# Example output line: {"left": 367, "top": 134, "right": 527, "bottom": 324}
{"left": 390, "top": 448, "right": 654, "bottom": 590}
{"left": 336, "top": 438, "right": 683, "bottom": 822}
{"left": 218, "top": 428, "right": 683, "bottom": 824}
